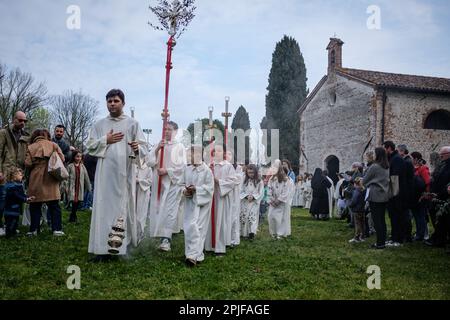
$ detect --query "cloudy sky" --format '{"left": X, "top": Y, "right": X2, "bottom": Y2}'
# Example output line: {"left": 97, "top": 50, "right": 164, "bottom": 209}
{"left": 1, "top": 0, "right": 449, "bottom": 145}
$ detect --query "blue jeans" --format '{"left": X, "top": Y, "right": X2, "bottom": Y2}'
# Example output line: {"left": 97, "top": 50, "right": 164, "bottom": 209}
{"left": 411, "top": 202, "right": 427, "bottom": 240}
{"left": 30, "top": 201, "right": 62, "bottom": 233}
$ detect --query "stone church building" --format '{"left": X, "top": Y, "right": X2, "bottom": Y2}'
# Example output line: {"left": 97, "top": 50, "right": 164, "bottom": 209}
{"left": 298, "top": 37, "right": 450, "bottom": 181}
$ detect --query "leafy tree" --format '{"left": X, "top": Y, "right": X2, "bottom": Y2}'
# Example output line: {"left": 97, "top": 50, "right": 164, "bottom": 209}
{"left": 28, "top": 107, "right": 52, "bottom": 132}
{"left": 185, "top": 118, "right": 225, "bottom": 148}
{"left": 262, "top": 35, "right": 308, "bottom": 168}
{"left": 231, "top": 105, "right": 251, "bottom": 164}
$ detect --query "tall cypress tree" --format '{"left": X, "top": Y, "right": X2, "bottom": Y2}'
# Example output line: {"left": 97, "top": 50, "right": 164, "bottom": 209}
{"left": 262, "top": 35, "right": 308, "bottom": 168}
{"left": 231, "top": 105, "right": 251, "bottom": 164}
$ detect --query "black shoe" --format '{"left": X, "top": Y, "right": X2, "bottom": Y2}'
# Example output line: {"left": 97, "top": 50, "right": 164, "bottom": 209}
{"left": 370, "top": 243, "right": 385, "bottom": 249}
{"left": 185, "top": 258, "right": 197, "bottom": 267}
{"left": 249, "top": 233, "right": 255, "bottom": 240}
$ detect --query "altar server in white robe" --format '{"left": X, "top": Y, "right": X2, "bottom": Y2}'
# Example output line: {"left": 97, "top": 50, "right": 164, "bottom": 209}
{"left": 205, "top": 145, "right": 235, "bottom": 256}
{"left": 240, "top": 164, "right": 264, "bottom": 239}
{"left": 148, "top": 121, "right": 186, "bottom": 252}
{"left": 226, "top": 151, "right": 244, "bottom": 247}
{"left": 267, "top": 160, "right": 294, "bottom": 239}
{"left": 303, "top": 174, "right": 313, "bottom": 209}
{"left": 87, "top": 89, "right": 147, "bottom": 260}
{"left": 323, "top": 170, "right": 335, "bottom": 218}
{"left": 182, "top": 145, "right": 214, "bottom": 266}
{"left": 136, "top": 155, "right": 153, "bottom": 244}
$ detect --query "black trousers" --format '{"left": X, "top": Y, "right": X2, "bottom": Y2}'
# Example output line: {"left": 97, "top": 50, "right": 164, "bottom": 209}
{"left": 30, "top": 200, "right": 62, "bottom": 233}
{"left": 387, "top": 198, "right": 409, "bottom": 243}
{"left": 69, "top": 201, "right": 79, "bottom": 222}
{"left": 5, "top": 214, "right": 19, "bottom": 237}
{"left": 370, "top": 201, "right": 387, "bottom": 247}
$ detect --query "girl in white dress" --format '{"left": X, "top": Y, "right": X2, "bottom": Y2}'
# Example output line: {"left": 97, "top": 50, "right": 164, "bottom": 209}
{"left": 267, "top": 160, "right": 294, "bottom": 239}
{"left": 239, "top": 164, "right": 264, "bottom": 240}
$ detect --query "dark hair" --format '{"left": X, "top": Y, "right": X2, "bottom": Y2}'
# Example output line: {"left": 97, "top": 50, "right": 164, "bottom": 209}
{"left": 374, "top": 147, "right": 389, "bottom": 169}
{"left": 106, "top": 89, "right": 125, "bottom": 103}
{"left": 410, "top": 151, "right": 422, "bottom": 160}
{"left": 244, "top": 164, "right": 261, "bottom": 186}
{"left": 282, "top": 159, "right": 292, "bottom": 171}
{"left": 323, "top": 169, "right": 329, "bottom": 176}
{"left": 383, "top": 141, "right": 395, "bottom": 151}
{"left": 30, "top": 129, "right": 51, "bottom": 143}
{"left": 55, "top": 124, "right": 65, "bottom": 130}
{"left": 167, "top": 121, "right": 178, "bottom": 130}
{"left": 71, "top": 149, "right": 83, "bottom": 163}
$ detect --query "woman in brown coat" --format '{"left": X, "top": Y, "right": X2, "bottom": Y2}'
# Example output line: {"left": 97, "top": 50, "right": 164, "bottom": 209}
{"left": 25, "top": 129, "right": 65, "bottom": 236}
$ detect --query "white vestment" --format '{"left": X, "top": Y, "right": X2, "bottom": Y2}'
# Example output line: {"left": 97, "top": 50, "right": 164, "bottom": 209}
{"left": 230, "top": 165, "right": 244, "bottom": 246}
{"left": 182, "top": 163, "right": 214, "bottom": 262}
{"left": 87, "top": 114, "right": 147, "bottom": 255}
{"left": 204, "top": 161, "right": 235, "bottom": 254}
{"left": 136, "top": 160, "right": 153, "bottom": 244}
{"left": 292, "top": 181, "right": 305, "bottom": 207}
{"left": 326, "top": 176, "right": 335, "bottom": 218}
{"left": 334, "top": 178, "right": 345, "bottom": 216}
{"left": 239, "top": 179, "right": 264, "bottom": 237}
{"left": 267, "top": 177, "right": 294, "bottom": 238}
{"left": 148, "top": 140, "right": 186, "bottom": 239}
{"left": 303, "top": 179, "right": 312, "bottom": 209}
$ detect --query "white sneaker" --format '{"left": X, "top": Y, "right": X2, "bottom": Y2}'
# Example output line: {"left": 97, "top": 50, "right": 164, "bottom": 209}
{"left": 159, "top": 238, "right": 171, "bottom": 251}
{"left": 53, "top": 231, "right": 65, "bottom": 237}
{"left": 26, "top": 231, "right": 37, "bottom": 237}
{"left": 348, "top": 238, "right": 360, "bottom": 243}
{"left": 16, "top": 229, "right": 20, "bottom": 234}
{"left": 0, "top": 228, "right": 5, "bottom": 236}
{"left": 386, "top": 241, "right": 401, "bottom": 247}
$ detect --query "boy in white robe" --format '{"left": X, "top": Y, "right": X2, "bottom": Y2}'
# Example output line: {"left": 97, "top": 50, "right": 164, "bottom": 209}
{"left": 226, "top": 151, "right": 244, "bottom": 247}
{"left": 182, "top": 145, "right": 214, "bottom": 266}
{"left": 268, "top": 160, "right": 294, "bottom": 239}
{"left": 148, "top": 121, "right": 186, "bottom": 252}
{"left": 240, "top": 164, "right": 264, "bottom": 239}
{"left": 204, "top": 145, "right": 235, "bottom": 256}
{"left": 87, "top": 89, "right": 147, "bottom": 261}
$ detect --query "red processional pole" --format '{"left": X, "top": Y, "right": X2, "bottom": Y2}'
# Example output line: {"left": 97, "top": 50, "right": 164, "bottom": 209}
{"left": 149, "top": 0, "right": 197, "bottom": 202}
{"left": 157, "top": 36, "right": 175, "bottom": 202}
{"left": 208, "top": 106, "right": 216, "bottom": 248}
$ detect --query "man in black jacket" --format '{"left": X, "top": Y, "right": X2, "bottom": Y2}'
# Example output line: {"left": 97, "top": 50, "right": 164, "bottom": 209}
{"left": 384, "top": 141, "right": 408, "bottom": 246}
{"left": 426, "top": 146, "right": 450, "bottom": 248}
{"left": 398, "top": 144, "right": 415, "bottom": 242}
{"left": 52, "top": 125, "right": 73, "bottom": 164}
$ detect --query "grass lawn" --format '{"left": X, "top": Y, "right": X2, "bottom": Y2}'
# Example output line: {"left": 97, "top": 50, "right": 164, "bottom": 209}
{"left": 1, "top": 207, "right": 449, "bottom": 300}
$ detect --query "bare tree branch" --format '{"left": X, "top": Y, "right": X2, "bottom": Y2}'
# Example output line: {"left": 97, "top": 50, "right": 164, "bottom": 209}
{"left": 49, "top": 90, "right": 99, "bottom": 149}
{"left": 0, "top": 62, "right": 48, "bottom": 127}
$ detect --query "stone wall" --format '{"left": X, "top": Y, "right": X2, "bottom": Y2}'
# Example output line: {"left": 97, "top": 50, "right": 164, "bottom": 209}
{"left": 299, "top": 73, "right": 374, "bottom": 174}
{"left": 384, "top": 90, "right": 450, "bottom": 164}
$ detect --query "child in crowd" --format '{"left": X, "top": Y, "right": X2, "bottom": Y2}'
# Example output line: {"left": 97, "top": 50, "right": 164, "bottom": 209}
{"left": 240, "top": 164, "right": 264, "bottom": 240}
{"left": 268, "top": 160, "right": 294, "bottom": 239}
{"left": 4, "top": 168, "right": 35, "bottom": 238}
{"left": 182, "top": 145, "right": 214, "bottom": 266}
{"left": 67, "top": 150, "right": 91, "bottom": 223}
{"left": 348, "top": 177, "right": 366, "bottom": 243}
